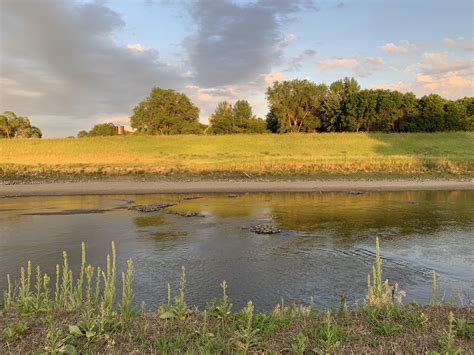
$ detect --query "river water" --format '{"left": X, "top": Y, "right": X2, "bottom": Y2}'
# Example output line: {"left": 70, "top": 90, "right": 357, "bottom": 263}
{"left": 1, "top": 191, "right": 473, "bottom": 310}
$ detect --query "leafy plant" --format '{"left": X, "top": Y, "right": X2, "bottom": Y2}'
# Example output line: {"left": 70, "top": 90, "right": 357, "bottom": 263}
{"left": 291, "top": 331, "right": 308, "bottom": 354}
{"left": 455, "top": 318, "right": 474, "bottom": 339}
{"left": 120, "top": 258, "right": 134, "bottom": 320}
{"left": 366, "top": 237, "right": 405, "bottom": 307}
{"left": 232, "top": 301, "right": 260, "bottom": 352}
{"left": 3, "top": 321, "right": 29, "bottom": 342}
{"left": 313, "top": 311, "right": 345, "bottom": 353}
{"left": 438, "top": 312, "right": 464, "bottom": 354}
{"left": 209, "top": 280, "right": 232, "bottom": 321}
{"left": 159, "top": 266, "right": 191, "bottom": 320}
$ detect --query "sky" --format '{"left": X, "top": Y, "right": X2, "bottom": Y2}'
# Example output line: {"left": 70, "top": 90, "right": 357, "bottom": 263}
{"left": 0, "top": 0, "right": 473, "bottom": 137}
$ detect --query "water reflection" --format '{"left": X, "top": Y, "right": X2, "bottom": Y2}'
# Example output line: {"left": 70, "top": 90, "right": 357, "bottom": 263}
{"left": 0, "top": 191, "right": 473, "bottom": 310}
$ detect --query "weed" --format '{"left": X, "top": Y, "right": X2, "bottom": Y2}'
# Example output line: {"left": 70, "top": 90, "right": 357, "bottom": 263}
{"left": 159, "top": 266, "right": 191, "bottom": 320}
{"left": 232, "top": 301, "right": 260, "bottom": 352}
{"left": 433, "top": 270, "right": 439, "bottom": 306}
{"left": 438, "top": 312, "right": 464, "bottom": 354}
{"left": 291, "top": 331, "right": 309, "bottom": 354}
{"left": 120, "top": 258, "right": 134, "bottom": 320}
{"left": 313, "top": 310, "right": 345, "bottom": 353}
{"left": 366, "top": 237, "right": 405, "bottom": 307}
{"left": 3, "top": 321, "right": 29, "bottom": 342}
{"left": 455, "top": 318, "right": 474, "bottom": 339}
{"left": 209, "top": 280, "right": 232, "bottom": 321}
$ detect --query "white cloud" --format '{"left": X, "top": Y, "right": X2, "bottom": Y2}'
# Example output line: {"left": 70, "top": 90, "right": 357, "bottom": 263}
{"left": 419, "top": 52, "right": 473, "bottom": 75}
{"left": 127, "top": 43, "right": 147, "bottom": 52}
{"left": 318, "top": 56, "right": 384, "bottom": 77}
{"left": 319, "top": 57, "right": 358, "bottom": 70}
{"left": 443, "top": 37, "right": 473, "bottom": 51}
{"left": 396, "top": 51, "right": 474, "bottom": 99}
{"left": 379, "top": 40, "right": 416, "bottom": 54}
{"left": 279, "top": 33, "right": 298, "bottom": 47}
{"left": 262, "top": 70, "right": 285, "bottom": 86}
{"left": 371, "top": 81, "right": 413, "bottom": 92}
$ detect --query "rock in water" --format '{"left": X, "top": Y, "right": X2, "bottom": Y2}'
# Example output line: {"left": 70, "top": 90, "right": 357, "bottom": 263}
{"left": 128, "top": 202, "right": 175, "bottom": 212}
{"left": 249, "top": 224, "right": 281, "bottom": 234}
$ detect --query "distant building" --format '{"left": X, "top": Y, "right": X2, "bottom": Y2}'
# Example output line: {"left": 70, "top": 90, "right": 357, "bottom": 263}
{"left": 116, "top": 125, "right": 125, "bottom": 135}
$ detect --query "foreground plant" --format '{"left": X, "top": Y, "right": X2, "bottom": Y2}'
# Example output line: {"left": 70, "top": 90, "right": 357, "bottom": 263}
{"left": 366, "top": 237, "right": 406, "bottom": 307}
{"left": 1, "top": 239, "right": 471, "bottom": 354}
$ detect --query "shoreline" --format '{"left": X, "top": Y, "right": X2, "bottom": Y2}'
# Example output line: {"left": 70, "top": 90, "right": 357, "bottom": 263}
{"left": 1, "top": 179, "right": 473, "bottom": 197}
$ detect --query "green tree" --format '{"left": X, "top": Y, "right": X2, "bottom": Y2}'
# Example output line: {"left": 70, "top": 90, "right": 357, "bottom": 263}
{"left": 458, "top": 97, "right": 474, "bottom": 130}
{"left": 372, "top": 89, "right": 403, "bottom": 132}
{"left": 131, "top": 87, "right": 201, "bottom": 135}
{"left": 394, "top": 93, "right": 420, "bottom": 132}
{"left": 321, "top": 77, "right": 360, "bottom": 132}
{"left": 0, "top": 111, "right": 42, "bottom": 138}
{"left": 343, "top": 89, "right": 377, "bottom": 132}
{"left": 266, "top": 79, "right": 327, "bottom": 133}
{"left": 209, "top": 101, "right": 235, "bottom": 134}
{"left": 416, "top": 94, "right": 446, "bottom": 132}
{"left": 77, "top": 130, "right": 89, "bottom": 138}
{"left": 88, "top": 123, "right": 117, "bottom": 136}
{"left": 232, "top": 100, "right": 253, "bottom": 130}
{"left": 266, "top": 108, "right": 279, "bottom": 133}
{"left": 209, "top": 100, "right": 267, "bottom": 134}
{"left": 444, "top": 100, "right": 469, "bottom": 131}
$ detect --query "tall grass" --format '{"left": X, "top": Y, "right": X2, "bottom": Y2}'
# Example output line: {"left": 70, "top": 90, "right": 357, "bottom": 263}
{"left": 1, "top": 133, "right": 473, "bottom": 176}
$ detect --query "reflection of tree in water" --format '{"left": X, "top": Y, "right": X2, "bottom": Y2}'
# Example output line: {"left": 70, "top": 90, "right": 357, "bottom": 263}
{"left": 269, "top": 191, "right": 474, "bottom": 247}
{"left": 133, "top": 214, "right": 167, "bottom": 228}
{"left": 171, "top": 194, "right": 264, "bottom": 219}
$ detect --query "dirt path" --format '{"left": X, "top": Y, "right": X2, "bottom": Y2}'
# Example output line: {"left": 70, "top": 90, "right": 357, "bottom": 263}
{"left": 1, "top": 179, "right": 473, "bottom": 197}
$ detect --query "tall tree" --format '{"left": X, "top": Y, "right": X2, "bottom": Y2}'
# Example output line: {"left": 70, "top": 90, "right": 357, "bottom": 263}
{"left": 344, "top": 89, "right": 377, "bottom": 132}
{"left": 321, "top": 77, "right": 360, "bottom": 132}
{"left": 209, "top": 101, "right": 234, "bottom": 134}
{"left": 266, "top": 79, "right": 327, "bottom": 133}
{"left": 131, "top": 87, "right": 201, "bottom": 135}
{"left": 394, "top": 92, "right": 419, "bottom": 132}
{"left": 417, "top": 94, "right": 446, "bottom": 132}
{"left": 444, "top": 100, "right": 469, "bottom": 131}
{"left": 209, "top": 100, "right": 267, "bottom": 134}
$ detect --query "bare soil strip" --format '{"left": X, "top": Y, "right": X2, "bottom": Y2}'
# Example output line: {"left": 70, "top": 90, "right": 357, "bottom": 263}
{"left": 1, "top": 179, "right": 473, "bottom": 197}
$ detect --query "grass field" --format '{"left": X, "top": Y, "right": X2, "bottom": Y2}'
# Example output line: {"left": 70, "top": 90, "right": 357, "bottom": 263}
{"left": 1, "top": 132, "right": 473, "bottom": 178}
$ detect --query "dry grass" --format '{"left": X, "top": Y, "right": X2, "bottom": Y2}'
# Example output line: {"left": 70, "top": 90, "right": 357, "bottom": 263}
{"left": 1, "top": 132, "right": 473, "bottom": 178}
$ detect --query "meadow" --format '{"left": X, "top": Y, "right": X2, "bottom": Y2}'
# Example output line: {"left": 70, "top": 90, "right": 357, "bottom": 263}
{"left": 1, "top": 239, "right": 473, "bottom": 353}
{"left": 1, "top": 132, "right": 473, "bottom": 179}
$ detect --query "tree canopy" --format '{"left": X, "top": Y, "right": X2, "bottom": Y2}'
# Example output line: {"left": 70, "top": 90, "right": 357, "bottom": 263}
{"left": 266, "top": 79, "right": 327, "bottom": 133}
{"left": 266, "top": 78, "right": 473, "bottom": 133}
{"left": 0, "top": 111, "right": 42, "bottom": 138}
{"left": 130, "top": 87, "right": 204, "bottom": 135}
{"left": 77, "top": 123, "right": 118, "bottom": 137}
{"left": 208, "top": 100, "right": 267, "bottom": 134}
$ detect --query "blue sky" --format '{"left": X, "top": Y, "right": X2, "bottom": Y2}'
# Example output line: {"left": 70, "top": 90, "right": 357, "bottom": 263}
{"left": 1, "top": 0, "right": 473, "bottom": 137}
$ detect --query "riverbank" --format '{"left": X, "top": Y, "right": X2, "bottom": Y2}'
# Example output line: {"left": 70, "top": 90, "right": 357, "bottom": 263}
{"left": 2, "top": 304, "right": 472, "bottom": 353}
{"left": 1, "top": 179, "right": 474, "bottom": 197}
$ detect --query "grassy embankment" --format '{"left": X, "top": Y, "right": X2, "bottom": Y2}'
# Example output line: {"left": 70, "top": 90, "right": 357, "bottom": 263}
{"left": 1, "top": 239, "right": 472, "bottom": 353}
{"left": 0, "top": 132, "right": 473, "bottom": 181}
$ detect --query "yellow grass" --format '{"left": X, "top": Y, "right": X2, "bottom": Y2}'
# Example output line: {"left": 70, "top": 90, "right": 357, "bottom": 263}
{"left": 0, "top": 132, "right": 473, "bottom": 177}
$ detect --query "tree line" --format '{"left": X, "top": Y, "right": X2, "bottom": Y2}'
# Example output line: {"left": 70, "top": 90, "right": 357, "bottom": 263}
{"left": 0, "top": 111, "right": 42, "bottom": 138}
{"left": 122, "top": 77, "right": 473, "bottom": 136}
{"left": 2, "top": 76, "right": 473, "bottom": 139}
